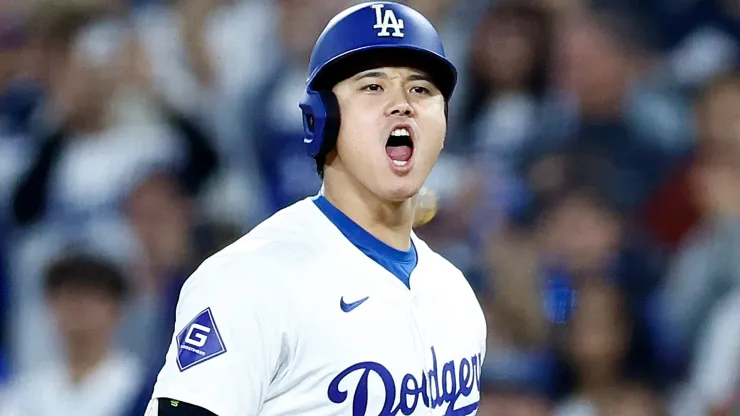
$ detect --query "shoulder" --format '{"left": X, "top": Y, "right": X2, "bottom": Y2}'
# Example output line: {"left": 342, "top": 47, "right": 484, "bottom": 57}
{"left": 413, "top": 233, "right": 471, "bottom": 287}
{"left": 413, "top": 232, "right": 487, "bottom": 336}
{"left": 181, "top": 199, "right": 324, "bottom": 302}
{"left": 413, "top": 237, "right": 479, "bottom": 308}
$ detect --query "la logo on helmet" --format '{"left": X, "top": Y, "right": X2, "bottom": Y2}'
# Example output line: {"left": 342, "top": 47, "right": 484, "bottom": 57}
{"left": 372, "top": 4, "right": 405, "bottom": 38}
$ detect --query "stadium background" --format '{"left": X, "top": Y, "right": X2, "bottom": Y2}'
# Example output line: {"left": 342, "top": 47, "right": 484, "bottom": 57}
{"left": 0, "top": 0, "right": 738, "bottom": 414}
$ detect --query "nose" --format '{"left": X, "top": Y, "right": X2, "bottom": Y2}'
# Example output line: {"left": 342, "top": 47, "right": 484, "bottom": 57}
{"left": 385, "top": 89, "right": 414, "bottom": 118}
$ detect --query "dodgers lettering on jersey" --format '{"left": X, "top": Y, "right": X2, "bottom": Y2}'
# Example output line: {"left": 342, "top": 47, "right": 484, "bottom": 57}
{"left": 328, "top": 347, "right": 481, "bottom": 415}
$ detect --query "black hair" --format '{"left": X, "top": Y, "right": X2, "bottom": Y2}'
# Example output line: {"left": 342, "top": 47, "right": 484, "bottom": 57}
{"left": 43, "top": 253, "right": 129, "bottom": 302}
{"left": 316, "top": 152, "right": 327, "bottom": 180}
{"left": 460, "top": 0, "right": 553, "bottom": 129}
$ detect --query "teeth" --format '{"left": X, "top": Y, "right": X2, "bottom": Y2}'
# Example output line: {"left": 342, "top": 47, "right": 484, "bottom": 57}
{"left": 392, "top": 160, "right": 408, "bottom": 166}
{"left": 391, "top": 128, "right": 410, "bottom": 137}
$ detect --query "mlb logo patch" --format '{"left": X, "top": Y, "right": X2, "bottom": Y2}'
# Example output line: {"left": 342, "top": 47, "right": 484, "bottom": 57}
{"left": 176, "top": 308, "right": 227, "bottom": 371}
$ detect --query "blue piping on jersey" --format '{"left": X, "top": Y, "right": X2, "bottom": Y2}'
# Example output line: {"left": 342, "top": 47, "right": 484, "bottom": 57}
{"left": 312, "top": 194, "right": 418, "bottom": 288}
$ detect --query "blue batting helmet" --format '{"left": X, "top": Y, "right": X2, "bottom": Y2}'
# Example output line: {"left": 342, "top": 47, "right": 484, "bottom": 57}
{"left": 299, "top": 1, "right": 458, "bottom": 158}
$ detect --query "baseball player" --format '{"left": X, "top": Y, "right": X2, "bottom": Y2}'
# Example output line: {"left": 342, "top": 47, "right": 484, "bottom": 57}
{"left": 145, "top": 2, "right": 487, "bottom": 415}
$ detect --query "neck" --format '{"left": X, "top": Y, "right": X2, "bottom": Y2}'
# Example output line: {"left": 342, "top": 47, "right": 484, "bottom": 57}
{"left": 322, "top": 174, "right": 416, "bottom": 252}
{"left": 65, "top": 334, "right": 110, "bottom": 384}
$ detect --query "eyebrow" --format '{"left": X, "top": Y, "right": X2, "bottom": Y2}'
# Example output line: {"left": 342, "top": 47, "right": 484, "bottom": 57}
{"left": 353, "top": 70, "right": 432, "bottom": 82}
{"left": 353, "top": 70, "right": 387, "bottom": 81}
{"left": 407, "top": 73, "right": 432, "bottom": 82}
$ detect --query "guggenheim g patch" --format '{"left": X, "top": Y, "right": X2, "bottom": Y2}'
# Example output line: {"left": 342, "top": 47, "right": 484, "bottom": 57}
{"left": 176, "top": 308, "right": 227, "bottom": 371}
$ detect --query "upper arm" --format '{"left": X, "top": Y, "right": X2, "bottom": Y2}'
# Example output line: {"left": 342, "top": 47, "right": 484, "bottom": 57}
{"left": 150, "top": 256, "right": 289, "bottom": 416}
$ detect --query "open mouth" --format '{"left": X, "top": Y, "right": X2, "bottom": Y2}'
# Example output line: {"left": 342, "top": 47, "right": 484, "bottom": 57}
{"left": 385, "top": 127, "right": 414, "bottom": 168}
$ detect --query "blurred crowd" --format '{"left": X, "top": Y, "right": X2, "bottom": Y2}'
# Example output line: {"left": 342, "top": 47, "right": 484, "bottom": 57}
{"left": 0, "top": 0, "right": 738, "bottom": 415}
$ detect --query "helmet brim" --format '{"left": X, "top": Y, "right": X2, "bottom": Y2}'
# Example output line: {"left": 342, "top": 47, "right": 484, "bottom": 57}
{"left": 308, "top": 44, "right": 457, "bottom": 100}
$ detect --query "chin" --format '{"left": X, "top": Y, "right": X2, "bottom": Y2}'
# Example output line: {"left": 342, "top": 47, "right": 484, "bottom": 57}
{"left": 378, "top": 179, "right": 423, "bottom": 202}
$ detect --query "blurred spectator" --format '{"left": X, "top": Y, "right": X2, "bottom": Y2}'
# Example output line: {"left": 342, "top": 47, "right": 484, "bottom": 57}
{"left": 478, "top": 226, "right": 559, "bottom": 400}
{"left": 535, "top": 184, "right": 625, "bottom": 285}
{"left": 131, "top": 0, "right": 277, "bottom": 226}
{"left": 116, "top": 169, "right": 197, "bottom": 367}
{"left": 6, "top": 0, "right": 220, "bottom": 375}
{"left": 524, "top": 6, "right": 692, "bottom": 212}
{"left": 659, "top": 70, "right": 740, "bottom": 357}
{"left": 246, "top": 0, "right": 353, "bottom": 213}
{"left": 538, "top": 180, "right": 666, "bottom": 389}
{"left": 658, "top": 70, "right": 740, "bottom": 415}
{"left": 523, "top": 158, "right": 664, "bottom": 324}
{"left": 480, "top": 167, "right": 666, "bottom": 395}
{"left": 459, "top": 0, "right": 552, "bottom": 159}
{"left": 10, "top": 2, "right": 186, "bottom": 227}
{"left": 553, "top": 283, "right": 666, "bottom": 416}
{"left": 447, "top": 0, "right": 553, "bottom": 230}
{"left": 643, "top": 69, "right": 740, "bottom": 250}
{"left": 0, "top": 253, "right": 144, "bottom": 416}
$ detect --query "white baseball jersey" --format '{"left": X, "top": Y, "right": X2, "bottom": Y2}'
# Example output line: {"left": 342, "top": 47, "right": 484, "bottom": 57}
{"left": 145, "top": 195, "right": 487, "bottom": 415}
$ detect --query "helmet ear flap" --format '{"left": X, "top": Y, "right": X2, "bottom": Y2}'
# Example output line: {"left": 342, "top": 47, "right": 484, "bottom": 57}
{"left": 299, "top": 90, "right": 325, "bottom": 158}
{"left": 300, "top": 89, "right": 341, "bottom": 158}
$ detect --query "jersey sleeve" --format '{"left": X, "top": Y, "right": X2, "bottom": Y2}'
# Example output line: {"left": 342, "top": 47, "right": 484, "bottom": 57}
{"left": 149, "top": 254, "right": 292, "bottom": 416}
{"left": 144, "top": 398, "right": 217, "bottom": 415}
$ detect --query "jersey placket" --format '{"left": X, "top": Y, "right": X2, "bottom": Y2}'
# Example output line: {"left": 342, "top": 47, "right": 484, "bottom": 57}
{"left": 407, "top": 266, "right": 436, "bottom": 415}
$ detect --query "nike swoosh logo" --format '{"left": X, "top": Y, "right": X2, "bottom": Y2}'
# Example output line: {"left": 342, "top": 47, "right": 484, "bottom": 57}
{"left": 340, "top": 296, "right": 369, "bottom": 313}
